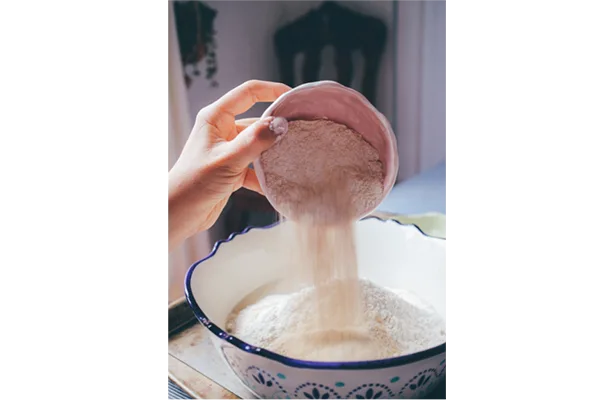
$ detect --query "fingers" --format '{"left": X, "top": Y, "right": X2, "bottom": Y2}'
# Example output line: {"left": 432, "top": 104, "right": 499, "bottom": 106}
{"left": 204, "top": 80, "right": 291, "bottom": 122}
{"left": 235, "top": 118, "right": 259, "bottom": 133}
{"left": 243, "top": 169, "right": 263, "bottom": 194}
{"left": 224, "top": 117, "right": 288, "bottom": 169}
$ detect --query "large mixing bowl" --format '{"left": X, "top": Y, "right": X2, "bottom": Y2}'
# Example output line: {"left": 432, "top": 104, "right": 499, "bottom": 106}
{"left": 185, "top": 217, "right": 446, "bottom": 399}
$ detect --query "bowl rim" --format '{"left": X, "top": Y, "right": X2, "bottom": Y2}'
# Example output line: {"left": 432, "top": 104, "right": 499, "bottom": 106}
{"left": 184, "top": 215, "right": 446, "bottom": 370}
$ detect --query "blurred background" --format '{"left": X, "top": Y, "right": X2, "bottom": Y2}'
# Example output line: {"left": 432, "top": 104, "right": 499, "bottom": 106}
{"left": 168, "top": 0, "right": 446, "bottom": 302}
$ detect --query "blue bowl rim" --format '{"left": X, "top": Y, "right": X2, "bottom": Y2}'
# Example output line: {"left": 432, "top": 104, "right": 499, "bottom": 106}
{"left": 184, "top": 215, "right": 446, "bottom": 370}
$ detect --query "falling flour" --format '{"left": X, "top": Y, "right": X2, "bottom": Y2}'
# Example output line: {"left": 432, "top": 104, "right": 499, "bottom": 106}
{"left": 228, "top": 118, "right": 444, "bottom": 362}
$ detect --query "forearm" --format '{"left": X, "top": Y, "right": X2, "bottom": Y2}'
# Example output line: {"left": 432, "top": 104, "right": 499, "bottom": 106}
{"left": 168, "top": 167, "right": 206, "bottom": 252}
{"left": 168, "top": 190, "right": 194, "bottom": 252}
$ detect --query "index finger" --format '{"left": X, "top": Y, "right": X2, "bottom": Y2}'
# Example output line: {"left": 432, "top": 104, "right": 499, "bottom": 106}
{"left": 207, "top": 80, "right": 291, "bottom": 119}
{"left": 235, "top": 118, "right": 260, "bottom": 133}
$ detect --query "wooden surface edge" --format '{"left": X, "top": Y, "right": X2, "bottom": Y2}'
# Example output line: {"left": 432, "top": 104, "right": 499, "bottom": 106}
{"left": 169, "top": 296, "right": 186, "bottom": 310}
{"left": 168, "top": 356, "right": 199, "bottom": 399}
{"left": 169, "top": 354, "right": 240, "bottom": 399}
{"left": 169, "top": 296, "right": 198, "bottom": 337}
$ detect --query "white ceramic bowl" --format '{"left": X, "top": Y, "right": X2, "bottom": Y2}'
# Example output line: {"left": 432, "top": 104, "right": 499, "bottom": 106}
{"left": 253, "top": 81, "right": 399, "bottom": 220}
{"left": 185, "top": 217, "right": 446, "bottom": 399}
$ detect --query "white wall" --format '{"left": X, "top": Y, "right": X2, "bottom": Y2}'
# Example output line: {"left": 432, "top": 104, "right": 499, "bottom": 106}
{"left": 395, "top": 0, "right": 446, "bottom": 180}
{"left": 186, "top": 1, "right": 395, "bottom": 126}
{"left": 419, "top": 1, "right": 446, "bottom": 172}
{"left": 395, "top": 0, "right": 422, "bottom": 181}
{"left": 186, "top": 1, "right": 283, "bottom": 119}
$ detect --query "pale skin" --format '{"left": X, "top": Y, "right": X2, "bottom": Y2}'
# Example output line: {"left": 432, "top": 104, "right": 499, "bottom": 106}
{"left": 169, "top": 80, "right": 291, "bottom": 251}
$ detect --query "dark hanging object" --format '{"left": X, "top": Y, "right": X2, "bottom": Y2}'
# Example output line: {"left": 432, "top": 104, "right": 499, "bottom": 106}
{"left": 173, "top": 1, "right": 218, "bottom": 88}
{"left": 274, "top": 1, "right": 386, "bottom": 105}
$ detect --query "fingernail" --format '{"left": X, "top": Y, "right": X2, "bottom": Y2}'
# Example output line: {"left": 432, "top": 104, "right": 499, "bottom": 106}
{"left": 268, "top": 116, "right": 288, "bottom": 135}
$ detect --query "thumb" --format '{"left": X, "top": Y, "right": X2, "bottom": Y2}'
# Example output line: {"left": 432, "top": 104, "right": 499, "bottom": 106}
{"left": 225, "top": 116, "right": 288, "bottom": 168}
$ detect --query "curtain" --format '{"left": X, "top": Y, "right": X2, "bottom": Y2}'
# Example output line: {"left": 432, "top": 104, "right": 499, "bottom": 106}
{"left": 168, "top": 2, "right": 211, "bottom": 303}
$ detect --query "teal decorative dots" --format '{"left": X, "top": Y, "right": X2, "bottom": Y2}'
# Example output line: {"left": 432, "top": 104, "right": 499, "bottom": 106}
{"left": 277, "top": 373, "right": 286, "bottom": 380}
{"left": 335, "top": 382, "right": 345, "bottom": 387}
{"left": 390, "top": 377, "right": 400, "bottom": 383}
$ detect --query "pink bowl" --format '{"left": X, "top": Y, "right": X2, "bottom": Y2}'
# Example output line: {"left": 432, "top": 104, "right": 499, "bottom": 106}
{"left": 254, "top": 80, "right": 399, "bottom": 220}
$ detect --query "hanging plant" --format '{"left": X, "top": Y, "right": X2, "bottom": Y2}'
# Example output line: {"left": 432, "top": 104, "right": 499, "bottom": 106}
{"left": 173, "top": 1, "right": 218, "bottom": 88}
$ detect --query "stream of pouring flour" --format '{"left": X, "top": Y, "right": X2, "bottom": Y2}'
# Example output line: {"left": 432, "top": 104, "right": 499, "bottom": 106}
{"left": 226, "top": 119, "right": 445, "bottom": 361}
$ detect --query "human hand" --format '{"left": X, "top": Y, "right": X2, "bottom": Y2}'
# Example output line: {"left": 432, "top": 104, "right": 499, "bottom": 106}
{"left": 169, "top": 80, "right": 291, "bottom": 251}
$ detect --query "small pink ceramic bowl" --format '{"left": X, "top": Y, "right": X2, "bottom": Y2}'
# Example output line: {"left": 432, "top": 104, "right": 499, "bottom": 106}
{"left": 254, "top": 80, "right": 399, "bottom": 220}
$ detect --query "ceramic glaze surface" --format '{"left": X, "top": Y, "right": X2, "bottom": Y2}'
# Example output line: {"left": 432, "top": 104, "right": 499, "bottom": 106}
{"left": 219, "top": 340, "right": 446, "bottom": 399}
{"left": 254, "top": 81, "right": 399, "bottom": 220}
{"left": 185, "top": 218, "right": 446, "bottom": 399}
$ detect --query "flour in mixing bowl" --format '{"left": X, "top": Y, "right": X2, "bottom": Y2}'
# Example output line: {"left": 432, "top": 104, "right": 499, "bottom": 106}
{"left": 227, "top": 279, "right": 446, "bottom": 361}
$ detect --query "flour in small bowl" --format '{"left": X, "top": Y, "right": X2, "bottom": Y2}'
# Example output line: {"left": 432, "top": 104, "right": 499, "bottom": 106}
{"left": 259, "top": 119, "right": 384, "bottom": 223}
{"left": 227, "top": 279, "right": 446, "bottom": 362}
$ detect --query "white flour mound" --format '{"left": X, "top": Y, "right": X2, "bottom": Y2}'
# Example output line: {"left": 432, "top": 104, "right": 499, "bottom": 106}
{"left": 227, "top": 279, "right": 446, "bottom": 362}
